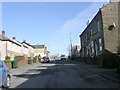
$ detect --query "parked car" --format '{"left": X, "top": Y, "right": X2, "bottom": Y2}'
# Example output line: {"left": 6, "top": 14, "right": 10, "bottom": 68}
{"left": 60, "top": 55, "right": 67, "bottom": 60}
{"left": 0, "top": 60, "right": 11, "bottom": 88}
{"left": 41, "top": 56, "right": 50, "bottom": 63}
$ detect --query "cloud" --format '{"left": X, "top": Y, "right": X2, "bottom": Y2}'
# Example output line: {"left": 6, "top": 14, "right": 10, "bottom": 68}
{"left": 50, "top": 2, "right": 109, "bottom": 55}
{"left": 56, "top": 2, "right": 108, "bottom": 36}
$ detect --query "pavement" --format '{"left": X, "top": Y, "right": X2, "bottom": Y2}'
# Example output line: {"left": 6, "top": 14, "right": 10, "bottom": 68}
{"left": 73, "top": 60, "right": 120, "bottom": 85}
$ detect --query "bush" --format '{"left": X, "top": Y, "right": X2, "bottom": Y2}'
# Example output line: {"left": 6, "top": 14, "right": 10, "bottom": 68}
{"left": 34, "top": 56, "right": 37, "bottom": 60}
{"left": 4, "top": 56, "right": 12, "bottom": 63}
{"left": 38, "top": 54, "right": 41, "bottom": 60}
{"left": 14, "top": 56, "right": 17, "bottom": 60}
{"left": 28, "top": 57, "right": 32, "bottom": 60}
{"left": 28, "top": 57, "right": 32, "bottom": 64}
{"left": 5, "top": 56, "right": 11, "bottom": 60}
{"left": 4, "top": 59, "right": 12, "bottom": 63}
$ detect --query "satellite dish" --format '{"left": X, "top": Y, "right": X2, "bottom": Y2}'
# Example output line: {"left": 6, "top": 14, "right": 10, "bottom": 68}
{"left": 108, "top": 22, "right": 116, "bottom": 30}
{"left": 113, "top": 22, "right": 116, "bottom": 27}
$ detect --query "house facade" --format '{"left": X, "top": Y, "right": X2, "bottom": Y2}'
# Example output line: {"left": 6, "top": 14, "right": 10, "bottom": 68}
{"left": 79, "top": 2, "right": 120, "bottom": 68}
{"left": 0, "top": 31, "right": 50, "bottom": 60}
{"left": 22, "top": 40, "right": 34, "bottom": 58}
{"left": 71, "top": 44, "right": 81, "bottom": 57}
{"left": 0, "top": 31, "right": 22, "bottom": 60}
{"left": 32, "top": 45, "right": 48, "bottom": 58}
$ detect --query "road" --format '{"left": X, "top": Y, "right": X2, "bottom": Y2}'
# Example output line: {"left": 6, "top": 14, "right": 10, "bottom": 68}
{"left": 9, "top": 60, "right": 119, "bottom": 88}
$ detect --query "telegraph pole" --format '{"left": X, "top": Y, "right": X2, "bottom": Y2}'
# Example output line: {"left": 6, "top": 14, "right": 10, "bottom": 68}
{"left": 70, "top": 32, "right": 72, "bottom": 58}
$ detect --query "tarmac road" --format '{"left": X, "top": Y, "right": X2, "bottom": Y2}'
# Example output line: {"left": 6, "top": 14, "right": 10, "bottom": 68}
{"left": 9, "top": 59, "right": 119, "bottom": 88}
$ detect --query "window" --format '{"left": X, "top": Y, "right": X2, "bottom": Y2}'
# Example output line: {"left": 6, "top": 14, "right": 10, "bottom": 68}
{"left": 90, "top": 28, "right": 93, "bottom": 37}
{"left": 98, "top": 38, "right": 102, "bottom": 51}
{"left": 97, "top": 20, "right": 101, "bottom": 31}
{"left": 85, "top": 34, "right": 87, "bottom": 42}
{"left": 93, "top": 27, "right": 96, "bottom": 35}
{"left": 89, "top": 43, "right": 92, "bottom": 54}
{"left": 81, "top": 38, "right": 84, "bottom": 45}
{"left": 86, "top": 46, "right": 89, "bottom": 56}
{"left": 86, "top": 45, "right": 90, "bottom": 57}
{"left": 94, "top": 40, "right": 98, "bottom": 56}
{"left": 87, "top": 32, "right": 89, "bottom": 40}
{"left": 91, "top": 41, "right": 94, "bottom": 53}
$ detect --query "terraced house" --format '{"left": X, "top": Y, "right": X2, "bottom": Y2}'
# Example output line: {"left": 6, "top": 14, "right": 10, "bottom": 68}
{"left": 22, "top": 40, "right": 34, "bottom": 58}
{"left": 32, "top": 45, "right": 48, "bottom": 58}
{"left": 0, "top": 31, "right": 22, "bottom": 60}
{"left": 79, "top": 1, "right": 120, "bottom": 68}
{"left": 0, "top": 31, "right": 49, "bottom": 60}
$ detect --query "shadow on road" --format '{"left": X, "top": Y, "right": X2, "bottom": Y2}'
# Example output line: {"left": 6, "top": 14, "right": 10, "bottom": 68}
{"left": 13, "top": 68, "right": 55, "bottom": 79}
{"left": 12, "top": 59, "right": 77, "bottom": 88}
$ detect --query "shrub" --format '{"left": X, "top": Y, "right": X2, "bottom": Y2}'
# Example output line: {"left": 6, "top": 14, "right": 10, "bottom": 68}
{"left": 4, "top": 56, "right": 12, "bottom": 63}
{"left": 5, "top": 56, "right": 11, "bottom": 60}
{"left": 38, "top": 54, "right": 41, "bottom": 60}
{"left": 28, "top": 57, "right": 32, "bottom": 60}
{"left": 14, "top": 56, "right": 17, "bottom": 60}
{"left": 4, "top": 59, "right": 12, "bottom": 63}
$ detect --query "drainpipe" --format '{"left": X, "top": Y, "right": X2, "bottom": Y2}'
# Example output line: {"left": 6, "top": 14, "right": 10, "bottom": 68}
{"left": 118, "top": 2, "right": 120, "bottom": 48}
{"left": 6, "top": 41, "right": 7, "bottom": 57}
{"left": 117, "top": 1, "right": 120, "bottom": 56}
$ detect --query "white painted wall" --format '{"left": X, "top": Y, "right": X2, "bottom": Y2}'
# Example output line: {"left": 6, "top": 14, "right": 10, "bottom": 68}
{"left": 1, "top": 41, "right": 7, "bottom": 60}
{"left": 0, "top": 40, "right": 2, "bottom": 59}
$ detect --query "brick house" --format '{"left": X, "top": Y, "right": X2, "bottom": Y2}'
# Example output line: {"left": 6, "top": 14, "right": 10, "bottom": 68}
{"left": 79, "top": 2, "right": 120, "bottom": 68}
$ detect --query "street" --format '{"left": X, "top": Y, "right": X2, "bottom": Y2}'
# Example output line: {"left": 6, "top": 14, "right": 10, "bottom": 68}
{"left": 9, "top": 60, "right": 119, "bottom": 88}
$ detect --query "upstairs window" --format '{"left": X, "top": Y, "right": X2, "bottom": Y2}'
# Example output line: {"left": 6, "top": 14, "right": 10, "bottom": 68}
{"left": 91, "top": 41, "right": 94, "bottom": 54}
{"left": 90, "top": 28, "right": 93, "bottom": 37}
{"left": 98, "top": 38, "right": 102, "bottom": 51}
{"left": 85, "top": 34, "right": 87, "bottom": 42}
{"left": 97, "top": 20, "right": 101, "bottom": 31}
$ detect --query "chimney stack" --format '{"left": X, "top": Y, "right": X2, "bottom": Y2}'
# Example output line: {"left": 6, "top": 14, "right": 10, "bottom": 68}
{"left": 2, "top": 31, "right": 5, "bottom": 36}
{"left": 23, "top": 39, "right": 26, "bottom": 42}
{"left": 12, "top": 37, "right": 16, "bottom": 40}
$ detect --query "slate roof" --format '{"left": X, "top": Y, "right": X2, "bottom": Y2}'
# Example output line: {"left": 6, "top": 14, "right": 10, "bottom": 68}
{"left": 32, "top": 45, "right": 45, "bottom": 49}
{"left": 0, "top": 35, "right": 21, "bottom": 46}
{"left": 22, "top": 41, "right": 34, "bottom": 48}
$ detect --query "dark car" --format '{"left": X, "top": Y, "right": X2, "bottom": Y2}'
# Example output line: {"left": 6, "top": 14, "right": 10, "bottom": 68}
{"left": 41, "top": 56, "right": 50, "bottom": 63}
{"left": 0, "top": 60, "right": 11, "bottom": 88}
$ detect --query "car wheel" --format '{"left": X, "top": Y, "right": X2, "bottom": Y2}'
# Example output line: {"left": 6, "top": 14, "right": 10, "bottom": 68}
{"left": 3, "top": 76, "right": 11, "bottom": 88}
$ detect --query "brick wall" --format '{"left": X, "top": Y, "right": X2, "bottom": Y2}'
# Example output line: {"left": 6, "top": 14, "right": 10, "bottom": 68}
{"left": 16, "top": 56, "right": 28, "bottom": 67}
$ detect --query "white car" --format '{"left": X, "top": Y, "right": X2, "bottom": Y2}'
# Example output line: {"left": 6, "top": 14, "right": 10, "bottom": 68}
{"left": 60, "top": 55, "right": 67, "bottom": 60}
